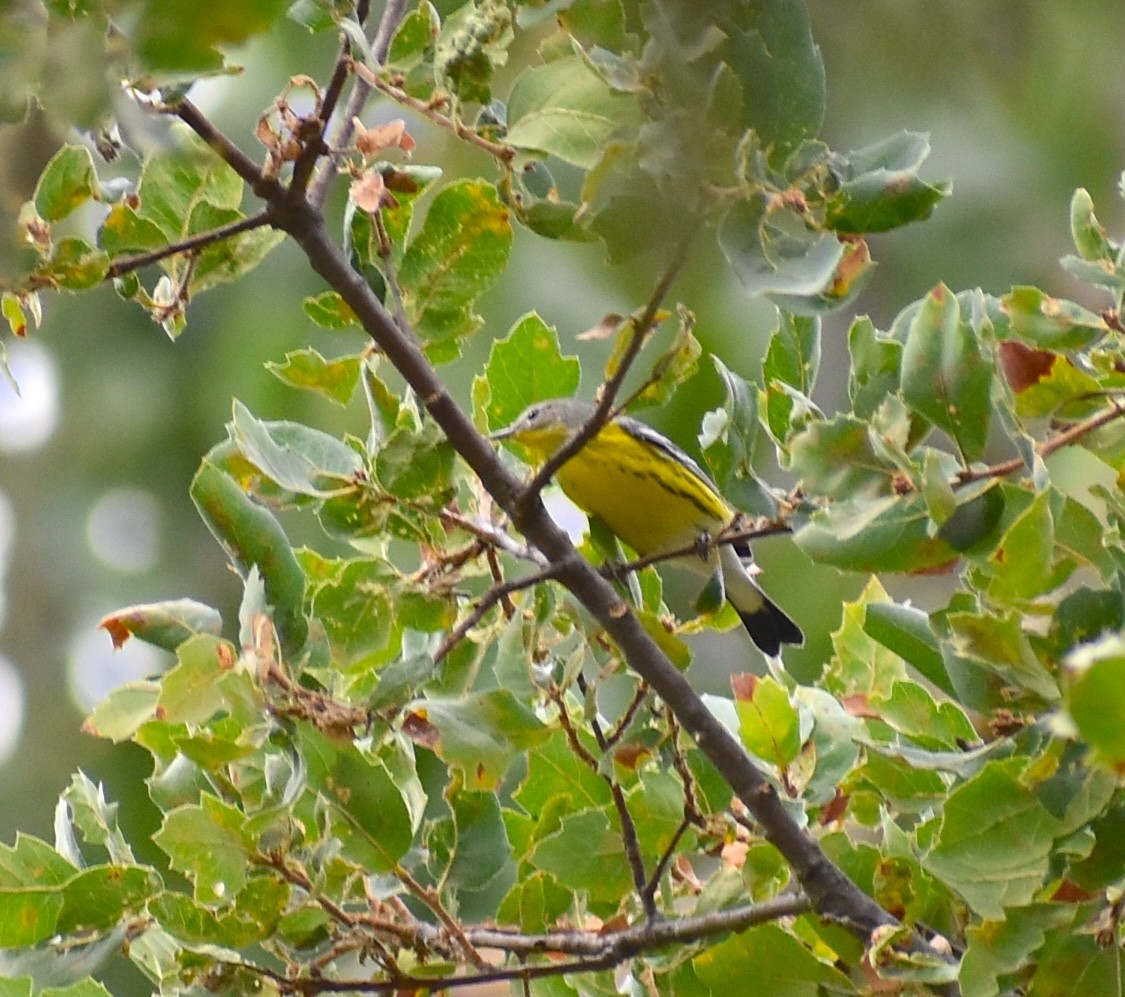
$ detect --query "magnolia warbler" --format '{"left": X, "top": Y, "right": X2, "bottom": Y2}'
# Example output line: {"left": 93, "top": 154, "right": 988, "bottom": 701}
{"left": 493, "top": 398, "right": 803, "bottom": 656}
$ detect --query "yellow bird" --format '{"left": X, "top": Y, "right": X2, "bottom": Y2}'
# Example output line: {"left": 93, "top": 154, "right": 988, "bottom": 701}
{"left": 493, "top": 398, "right": 803, "bottom": 655}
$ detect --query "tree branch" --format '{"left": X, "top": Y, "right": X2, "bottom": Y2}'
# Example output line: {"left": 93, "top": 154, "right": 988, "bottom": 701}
{"left": 105, "top": 211, "right": 272, "bottom": 279}
{"left": 955, "top": 399, "right": 1125, "bottom": 486}
{"left": 170, "top": 98, "right": 275, "bottom": 196}
{"left": 356, "top": 67, "right": 515, "bottom": 164}
{"left": 269, "top": 196, "right": 929, "bottom": 957}
{"left": 246, "top": 893, "right": 812, "bottom": 994}
{"left": 308, "top": 0, "right": 410, "bottom": 209}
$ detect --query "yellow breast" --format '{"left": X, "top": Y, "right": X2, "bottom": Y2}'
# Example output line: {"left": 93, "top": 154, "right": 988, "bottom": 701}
{"left": 554, "top": 425, "right": 731, "bottom": 556}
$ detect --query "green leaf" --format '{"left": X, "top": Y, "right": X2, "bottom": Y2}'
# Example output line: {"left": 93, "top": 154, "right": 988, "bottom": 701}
{"left": 761, "top": 313, "right": 820, "bottom": 443}
{"left": 433, "top": 0, "right": 513, "bottom": 104}
{"left": 135, "top": 139, "right": 243, "bottom": 242}
{"left": 506, "top": 55, "right": 641, "bottom": 169}
{"left": 98, "top": 202, "right": 173, "bottom": 256}
{"left": 512, "top": 730, "right": 613, "bottom": 818}
{"left": 266, "top": 348, "right": 362, "bottom": 405}
{"left": 43, "top": 983, "right": 115, "bottom": 997}
{"left": 0, "top": 835, "right": 76, "bottom": 946}
{"left": 625, "top": 308, "right": 701, "bottom": 410}
{"left": 694, "top": 924, "right": 853, "bottom": 993}
{"left": 476, "top": 312, "right": 581, "bottom": 431}
{"left": 721, "top": 0, "right": 826, "bottom": 154}
{"left": 82, "top": 682, "right": 161, "bottom": 743}
{"left": 398, "top": 179, "right": 512, "bottom": 355}
{"left": 1050, "top": 587, "right": 1124, "bottom": 655}
{"left": 302, "top": 291, "right": 360, "bottom": 330}
{"left": 795, "top": 493, "right": 959, "bottom": 573}
{"left": 157, "top": 634, "right": 234, "bottom": 727}
{"left": 826, "top": 132, "right": 949, "bottom": 233}
{"left": 719, "top": 193, "right": 846, "bottom": 301}
{"left": 441, "top": 791, "right": 512, "bottom": 892}
{"left": 0, "top": 293, "right": 34, "bottom": 339}
{"left": 62, "top": 772, "right": 135, "bottom": 865}
{"left": 700, "top": 357, "right": 775, "bottom": 517}
{"left": 863, "top": 602, "right": 953, "bottom": 698}
{"left": 961, "top": 905, "right": 1078, "bottom": 997}
{"left": 1000, "top": 286, "right": 1109, "bottom": 350}
{"left": 98, "top": 598, "right": 222, "bottom": 653}
{"left": 33, "top": 145, "right": 100, "bottom": 222}
{"left": 787, "top": 412, "right": 897, "bottom": 500}
{"left": 1068, "top": 187, "right": 1114, "bottom": 262}
{"left": 153, "top": 795, "right": 251, "bottom": 904}
{"left": 307, "top": 556, "right": 397, "bottom": 667}
{"left": 527, "top": 808, "right": 631, "bottom": 907}
{"left": 978, "top": 488, "right": 1054, "bottom": 602}
{"left": 411, "top": 689, "right": 550, "bottom": 791}
{"left": 943, "top": 607, "right": 1059, "bottom": 703}
{"left": 901, "top": 283, "right": 993, "bottom": 461}
{"left": 1065, "top": 634, "right": 1125, "bottom": 767}
{"left": 732, "top": 674, "right": 801, "bottom": 767}
{"left": 191, "top": 458, "right": 308, "bottom": 657}
{"left": 135, "top": 0, "right": 290, "bottom": 71}
{"left": 151, "top": 875, "right": 288, "bottom": 947}
{"left": 299, "top": 727, "right": 416, "bottom": 872}
{"left": 385, "top": 1, "right": 440, "bottom": 72}
{"left": 374, "top": 423, "right": 455, "bottom": 501}
{"left": 847, "top": 316, "right": 902, "bottom": 419}
{"left": 33, "top": 237, "right": 109, "bottom": 290}
{"left": 1003, "top": 347, "right": 1102, "bottom": 421}
{"left": 231, "top": 399, "right": 364, "bottom": 497}
{"left": 925, "top": 758, "right": 1062, "bottom": 919}
{"left": 55, "top": 865, "right": 159, "bottom": 937}
{"left": 937, "top": 480, "right": 1005, "bottom": 553}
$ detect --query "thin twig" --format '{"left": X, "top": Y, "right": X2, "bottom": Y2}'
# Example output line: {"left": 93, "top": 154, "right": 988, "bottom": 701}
{"left": 291, "top": 56, "right": 349, "bottom": 194}
{"left": 434, "top": 561, "right": 563, "bottom": 663}
{"left": 105, "top": 211, "right": 272, "bottom": 279}
{"left": 309, "top": 0, "right": 409, "bottom": 209}
{"left": 393, "top": 863, "right": 489, "bottom": 970}
{"left": 519, "top": 238, "right": 694, "bottom": 508}
{"left": 238, "top": 892, "right": 812, "bottom": 994}
{"left": 261, "top": 853, "right": 404, "bottom": 978}
{"left": 437, "top": 507, "right": 546, "bottom": 565}
{"left": 956, "top": 400, "right": 1125, "bottom": 486}
{"left": 360, "top": 69, "right": 515, "bottom": 164}
{"left": 602, "top": 679, "right": 650, "bottom": 750}
{"left": 554, "top": 681, "right": 654, "bottom": 920}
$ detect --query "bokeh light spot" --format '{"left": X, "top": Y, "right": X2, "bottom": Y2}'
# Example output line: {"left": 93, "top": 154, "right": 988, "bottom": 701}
{"left": 0, "top": 340, "right": 60, "bottom": 454}
{"left": 67, "top": 619, "right": 168, "bottom": 714}
{"left": 86, "top": 488, "right": 161, "bottom": 573}
{"left": 0, "top": 655, "right": 25, "bottom": 766}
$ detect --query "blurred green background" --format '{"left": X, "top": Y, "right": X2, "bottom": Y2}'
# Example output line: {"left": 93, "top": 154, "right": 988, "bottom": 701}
{"left": 0, "top": 0, "right": 1122, "bottom": 852}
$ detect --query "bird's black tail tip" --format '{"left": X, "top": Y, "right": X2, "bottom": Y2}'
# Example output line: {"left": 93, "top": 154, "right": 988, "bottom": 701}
{"left": 738, "top": 602, "right": 804, "bottom": 657}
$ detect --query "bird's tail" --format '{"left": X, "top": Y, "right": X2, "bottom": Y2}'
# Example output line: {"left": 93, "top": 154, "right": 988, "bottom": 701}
{"left": 720, "top": 545, "right": 803, "bottom": 656}
{"left": 735, "top": 597, "right": 804, "bottom": 657}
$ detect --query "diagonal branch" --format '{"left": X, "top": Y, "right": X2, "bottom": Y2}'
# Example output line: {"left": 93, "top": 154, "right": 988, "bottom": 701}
{"left": 170, "top": 97, "right": 274, "bottom": 195}
{"left": 270, "top": 196, "right": 943, "bottom": 967}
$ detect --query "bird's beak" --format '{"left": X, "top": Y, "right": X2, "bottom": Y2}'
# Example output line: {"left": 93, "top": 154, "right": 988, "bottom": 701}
{"left": 488, "top": 424, "right": 516, "bottom": 442}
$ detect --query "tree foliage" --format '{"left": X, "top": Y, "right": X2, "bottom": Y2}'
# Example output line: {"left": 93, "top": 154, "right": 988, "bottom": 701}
{"left": 2, "top": 1, "right": 1125, "bottom": 995}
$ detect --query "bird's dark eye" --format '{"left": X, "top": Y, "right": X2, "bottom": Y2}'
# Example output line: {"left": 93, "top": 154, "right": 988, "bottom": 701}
{"left": 525, "top": 406, "right": 540, "bottom": 423}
